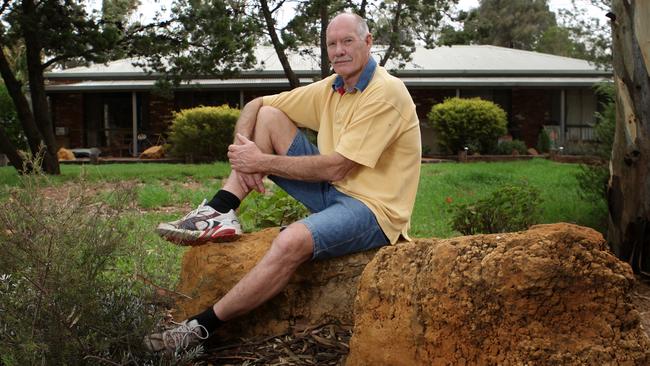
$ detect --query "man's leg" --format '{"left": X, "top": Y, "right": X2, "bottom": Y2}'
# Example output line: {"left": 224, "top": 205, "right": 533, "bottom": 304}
{"left": 146, "top": 107, "right": 310, "bottom": 352}
{"left": 155, "top": 106, "right": 298, "bottom": 245}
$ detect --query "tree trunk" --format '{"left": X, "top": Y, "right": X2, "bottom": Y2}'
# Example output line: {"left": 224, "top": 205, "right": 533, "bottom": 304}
{"left": 21, "top": 0, "right": 60, "bottom": 174}
{"left": 319, "top": 0, "right": 330, "bottom": 79}
{"left": 0, "top": 126, "right": 30, "bottom": 173}
{"left": 607, "top": 1, "right": 650, "bottom": 276}
{"left": 259, "top": 0, "right": 301, "bottom": 89}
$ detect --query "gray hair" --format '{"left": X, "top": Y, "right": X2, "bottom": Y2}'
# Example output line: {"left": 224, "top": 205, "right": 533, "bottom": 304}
{"left": 329, "top": 13, "right": 370, "bottom": 38}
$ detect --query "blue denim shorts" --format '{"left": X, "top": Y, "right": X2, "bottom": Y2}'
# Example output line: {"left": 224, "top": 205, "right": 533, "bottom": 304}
{"left": 269, "top": 130, "right": 389, "bottom": 260}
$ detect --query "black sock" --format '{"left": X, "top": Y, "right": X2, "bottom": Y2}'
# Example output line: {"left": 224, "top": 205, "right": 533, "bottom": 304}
{"left": 207, "top": 190, "right": 241, "bottom": 213}
{"left": 189, "top": 307, "right": 225, "bottom": 337}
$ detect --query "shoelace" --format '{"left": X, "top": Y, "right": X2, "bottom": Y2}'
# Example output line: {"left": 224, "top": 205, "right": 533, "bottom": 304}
{"left": 181, "top": 199, "right": 212, "bottom": 220}
{"left": 163, "top": 320, "right": 209, "bottom": 350}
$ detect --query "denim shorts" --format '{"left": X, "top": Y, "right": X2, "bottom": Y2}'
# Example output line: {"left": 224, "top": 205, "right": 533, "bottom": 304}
{"left": 269, "top": 130, "right": 389, "bottom": 261}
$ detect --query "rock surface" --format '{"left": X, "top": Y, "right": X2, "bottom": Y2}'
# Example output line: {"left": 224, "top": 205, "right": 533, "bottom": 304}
{"left": 139, "top": 145, "right": 165, "bottom": 159}
{"left": 346, "top": 223, "right": 650, "bottom": 365}
{"left": 173, "top": 228, "right": 377, "bottom": 340}
{"left": 57, "top": 147, "right": 75, "bottom": 161}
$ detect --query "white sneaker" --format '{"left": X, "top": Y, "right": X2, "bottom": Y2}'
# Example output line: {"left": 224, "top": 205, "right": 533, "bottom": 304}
{"left": 144, "top": 319, "right": 208, "bottom": 353}
{"left": 156, "top": 199, "right": 242, "bottom": 245}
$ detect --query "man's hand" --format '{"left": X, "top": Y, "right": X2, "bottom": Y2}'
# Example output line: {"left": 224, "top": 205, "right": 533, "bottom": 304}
{"left": 229, "top": 134, "right": 266, "bottom": 193}
{"left": 228, "top": 134, "right": 265, "bottom": 173}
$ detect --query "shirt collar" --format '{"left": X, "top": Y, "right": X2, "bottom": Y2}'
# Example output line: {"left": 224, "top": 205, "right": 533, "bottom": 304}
{"left": 332, "top": 56, "right": 377, "bottom": 95}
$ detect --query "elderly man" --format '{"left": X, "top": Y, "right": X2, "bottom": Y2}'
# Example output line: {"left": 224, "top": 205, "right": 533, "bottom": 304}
{"left": 146, "top": 12, "right": 421, "bottom": 352}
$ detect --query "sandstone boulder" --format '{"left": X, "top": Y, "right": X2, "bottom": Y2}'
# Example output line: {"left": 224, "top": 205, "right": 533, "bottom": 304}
{"left": 139, "top": 145, "right": 165, "bottom": 159}
{"left": 173, "top": 228, "right": 377, "bottom": 340}
{"left": 347, "top": 223, "right": 650, "bottom": 365}
{"left": 57, "top": 147, "right": 75, "bottom": 161}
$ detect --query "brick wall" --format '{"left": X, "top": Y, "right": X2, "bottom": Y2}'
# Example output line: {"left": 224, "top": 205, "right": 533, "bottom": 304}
{"left": 51, "top": 93, "right": 83, "bottom": 148}
{"left": 511, "top": 89, "right": 553, "bottom": 147}
{"left": 148, "top": 93, "right": 174, "bottom": 134}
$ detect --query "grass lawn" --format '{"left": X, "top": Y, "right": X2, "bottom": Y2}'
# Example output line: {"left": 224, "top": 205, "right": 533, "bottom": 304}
{"left": 0, "top": 158, "right": 607, "bottom": 288}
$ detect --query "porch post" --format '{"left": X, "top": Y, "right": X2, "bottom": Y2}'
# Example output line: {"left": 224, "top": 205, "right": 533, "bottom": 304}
{"left": 456, "top": 88, "right": 460, "bottom": 98}
{"left": 560, "top": 89, "right": 566, "bottom": 146}
{"left": 240, "top": 90, "right": 245, "bottom": 109}
{"left": 132, "top": 92, "right": 138, "bottom": 157}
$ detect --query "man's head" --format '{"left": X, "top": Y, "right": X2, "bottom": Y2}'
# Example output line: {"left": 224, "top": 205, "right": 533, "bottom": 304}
{"left": 326, "top": 13, "right": 373, "bottom": 87}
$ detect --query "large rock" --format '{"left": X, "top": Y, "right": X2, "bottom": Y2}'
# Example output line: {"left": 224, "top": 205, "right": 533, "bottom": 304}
{"left": 347, "top": 223, "right": 650, "bottom": 365}
{"left": 173, "top": 228, "right": 377, "bottom": 340}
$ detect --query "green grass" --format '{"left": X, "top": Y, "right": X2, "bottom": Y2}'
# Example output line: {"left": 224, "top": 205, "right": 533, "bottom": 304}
{"left": 411, "top": 158, "right": 606, "bottom": 238}
{"left": 0, "top": 159, "right": 607, "bottom": 287}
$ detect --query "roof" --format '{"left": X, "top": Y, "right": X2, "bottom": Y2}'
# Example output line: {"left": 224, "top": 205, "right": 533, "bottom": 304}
{"left": 45, "top": 45, "right": 611, "bottom": 91}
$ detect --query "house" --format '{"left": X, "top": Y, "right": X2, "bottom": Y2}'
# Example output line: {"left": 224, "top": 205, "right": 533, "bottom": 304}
{"left": 44, "top": 45, "right": 611, "bottom": 157}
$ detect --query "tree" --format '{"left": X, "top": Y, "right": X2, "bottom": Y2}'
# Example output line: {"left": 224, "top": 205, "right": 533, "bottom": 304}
{"left": 133, "top": 0, "right": 260, "bottom": 88}
{"left": 439, "top": 0, "right": 591, "bottom": 58}
{"left": 607, "top": 0, "right": 650, "bottom": 276}
{"left": 0, "top": 0, "right": 126, "bottom": 174}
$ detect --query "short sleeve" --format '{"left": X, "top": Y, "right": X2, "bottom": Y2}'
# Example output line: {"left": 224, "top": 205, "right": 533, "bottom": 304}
{"left": 262, "top": 78, "right": 333, "bottom": 131}
{"left": 335, "top": 102, "right": 403, "bottom": 168}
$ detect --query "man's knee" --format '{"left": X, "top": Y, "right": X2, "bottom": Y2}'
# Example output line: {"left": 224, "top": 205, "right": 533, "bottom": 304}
{"left": 269, "top": 223, "right": 314, "bottom": 265}
{"left": 255, "top": 106, "right": 297, "bottom": 155}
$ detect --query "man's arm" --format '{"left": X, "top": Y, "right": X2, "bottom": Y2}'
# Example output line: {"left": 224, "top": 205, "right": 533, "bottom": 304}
{"left": 234, "top": 97, "right": 263, "bottom": 140}
{"left": 228, "top": 134, "right": 359, "bottom": 182}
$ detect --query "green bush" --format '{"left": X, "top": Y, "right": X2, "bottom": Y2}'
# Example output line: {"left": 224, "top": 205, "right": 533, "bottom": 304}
{"left": 0, "top": 83, "right": 26, "bottom": 150}
{"left": 537, "top": 128, "right": 551, "bottom": 153}
{"left": 168, "top": 105, "right": 239, "bottom": 161}
{"left": 427, "top": 97, "right": 508, "bottom": 154}
{"left": 449, "top": 182, "right": 543, "bottom": 235}
{"left": 496, "top": 140, "right": 528, "bottom": 155}
{"left": 0, "top": 173, "right": 167, "bottom": 365}
{"left": 239, "top": 185, "right": 309, "bottom": 232}
{"left": 576, "top": 82, "right": 616, "bottom": 203}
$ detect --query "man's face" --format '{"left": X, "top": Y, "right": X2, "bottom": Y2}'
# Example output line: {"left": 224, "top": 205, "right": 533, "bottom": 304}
{"left": 326, "top": 17, "right": 372, "bottom": 82}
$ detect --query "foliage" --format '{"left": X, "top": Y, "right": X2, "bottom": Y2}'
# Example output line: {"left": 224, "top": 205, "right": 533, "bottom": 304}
{"left": 239, "top": 185, "right": 309, "bottom": 232}
{"left": 168, "top": 105, "right": 239, "bottom": 161}
{"left": 427, "top": 97, "right": 507, "bottom": 154}
{"left": 0, "top": 83, "right": 25, "bottom": 150}
{"left": 496, "top": 140, "right": 528, "bottom": 155}
{"left": 133, "top": 0, "right": 260, "bottom": 88}
{"left": 439, "top": 0, "right": 597, "bottom": 61}
{"left": 449, "top": 182, "right": 543, "bottom": 235}
{"left": 0, "top": 172, "right": 161, "bottom": 364}
{"left": 576, "top": 82, "right": 615, "bottom": 203}
{"left": 537, "top": 128, "right": 551, "bottom": 153}
{"left": 556, "top": 1, "right": 612, "bottom": 67}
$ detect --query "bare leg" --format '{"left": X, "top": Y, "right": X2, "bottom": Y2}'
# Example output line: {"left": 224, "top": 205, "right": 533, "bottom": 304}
{"left": 213, "top": 223, "right": 313, "bottom": 320}
{"left": 216, "top": 106, "right": 313, "bottom": 320}
{"left": 223, "top": 106, "right": 298, "bottom": 200}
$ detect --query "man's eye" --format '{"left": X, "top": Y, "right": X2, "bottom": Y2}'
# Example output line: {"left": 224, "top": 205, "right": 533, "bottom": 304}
{"left": 344, "top": 39, "right": 353, "bottom": 45}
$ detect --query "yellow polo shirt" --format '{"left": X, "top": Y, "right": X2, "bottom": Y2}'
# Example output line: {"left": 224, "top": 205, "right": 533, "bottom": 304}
{"left": 262, "top": 66, "right": 421, "bottom": 243}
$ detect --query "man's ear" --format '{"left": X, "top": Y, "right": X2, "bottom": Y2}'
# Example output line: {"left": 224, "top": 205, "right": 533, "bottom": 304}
{"left": 365, "top": 33, "right": 373, "bottom": 47}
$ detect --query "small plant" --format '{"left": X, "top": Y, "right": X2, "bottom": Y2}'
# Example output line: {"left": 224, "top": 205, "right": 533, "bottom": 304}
{"left": 168, "top": 105, "right": 239, "bottom": 162}
{"left": 496, "top": 140, "right": 528, "bottom": 155}
{"left": 537, "top": 128, "right": 551, "bottom": 153}
{"left": 0, "top": 169, "right": 166, "bottom": 364}
{"left": 427, "top": 97, "right": 508, "bottom": 154}
{"left": 239, "top": 186, "right": 309, "bottom": 232}
{"left": 449, "top": 182, "right": 543, "bottom": 235}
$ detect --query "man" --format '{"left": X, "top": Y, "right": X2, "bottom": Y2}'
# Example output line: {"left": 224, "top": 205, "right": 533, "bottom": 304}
{"left": 146, "top": 12, "right": 421, "bottom": 352}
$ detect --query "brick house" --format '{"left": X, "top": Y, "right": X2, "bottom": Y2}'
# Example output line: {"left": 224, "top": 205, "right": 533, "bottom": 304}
{"left": 44, "top": 45, "right": 611, "bottom": 157}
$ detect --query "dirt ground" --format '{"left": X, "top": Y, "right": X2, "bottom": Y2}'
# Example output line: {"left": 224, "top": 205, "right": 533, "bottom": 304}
{"left": 633, "top": 276, "right": 650, "bottom": 339}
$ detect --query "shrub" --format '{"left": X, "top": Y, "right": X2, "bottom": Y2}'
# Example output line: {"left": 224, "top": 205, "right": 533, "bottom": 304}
{"left": 239, "top": 185, "right": 309, "bottom": 232}
{"left": 0, "top": 172, "right": 168, "bottom": 365}
{"left": 576, "top": 82, "right": 616, "bottom": 203}
{"left": 537, "top": 128, "right": 551, "bottom": 153}
{"left": 427, "top": 97, "right": 508, "bottom": 154}
{"left": 496, "top": 140, "right": 528, "bottom": 155}
{"left": 168, "top": 105, "right": 239, "bottom": 161}
{"left": 450, "top": 182, "right": 543, "bottom": 235}
{"left": 0, "top": 83, "right": 26, "bottom": 150}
